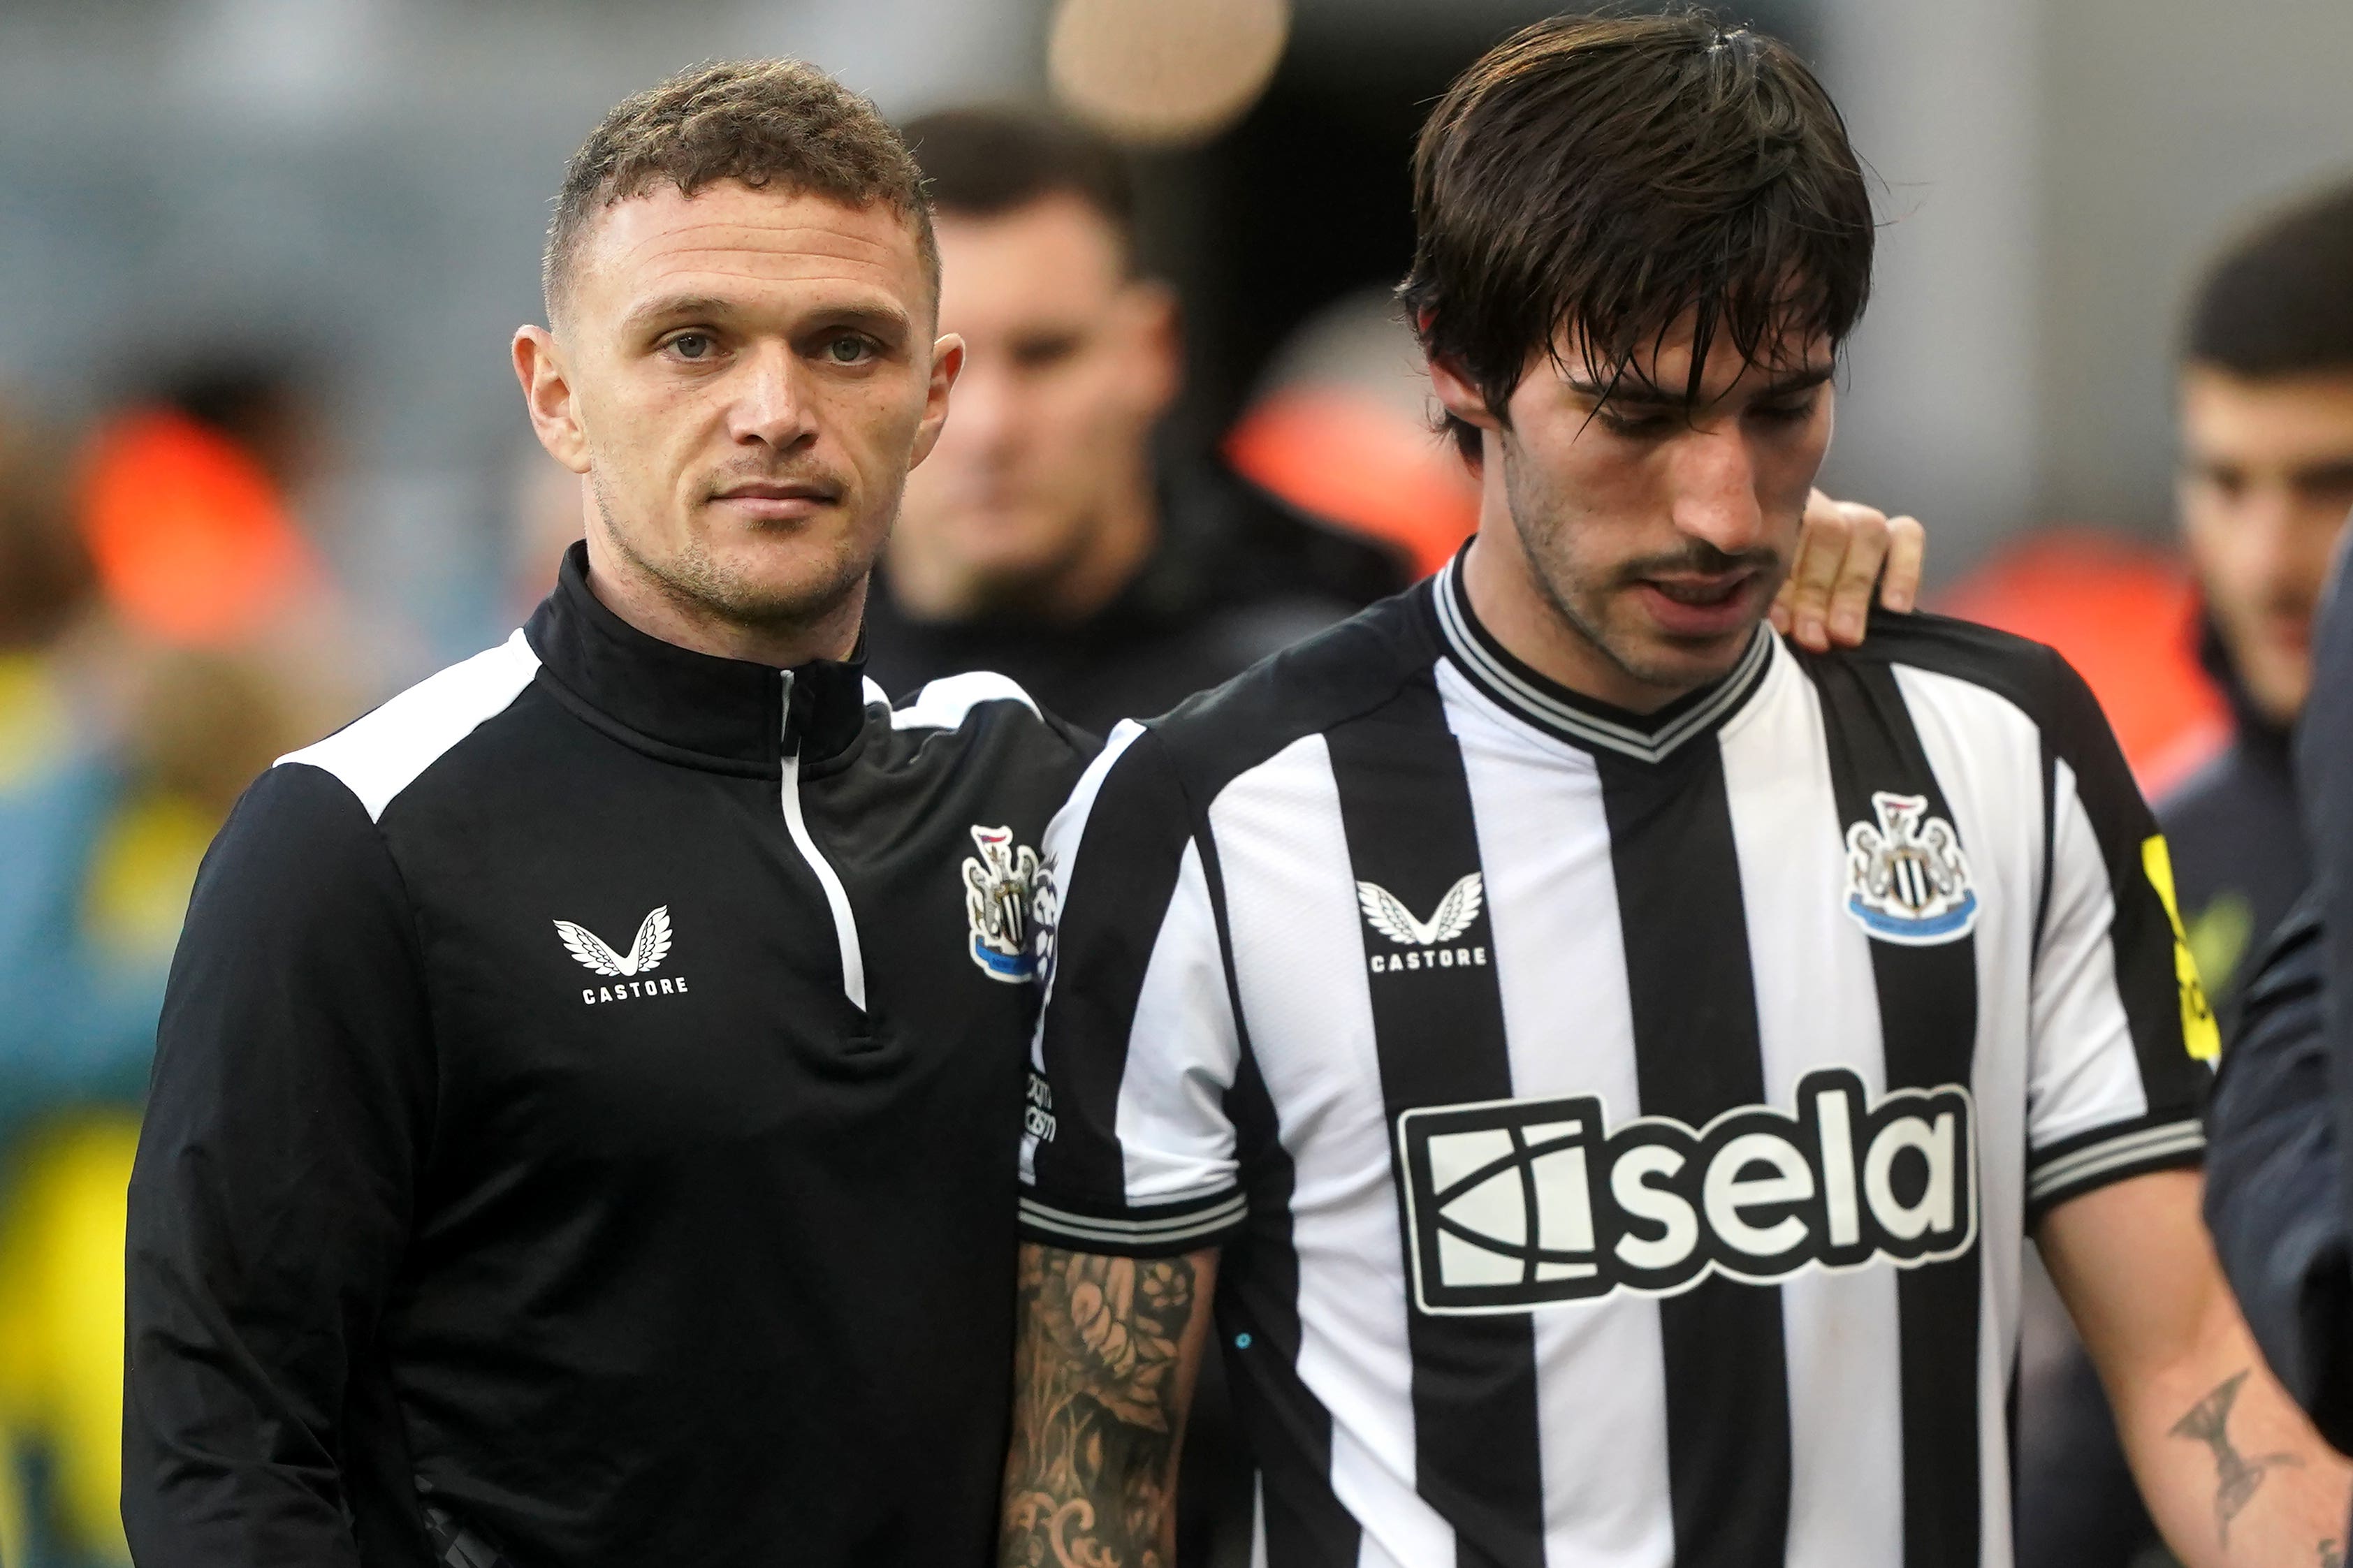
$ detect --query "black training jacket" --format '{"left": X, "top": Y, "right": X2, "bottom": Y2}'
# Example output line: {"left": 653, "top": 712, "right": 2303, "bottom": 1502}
{"left": 123, "top": 543, "right": 1094, "bottom": 1567}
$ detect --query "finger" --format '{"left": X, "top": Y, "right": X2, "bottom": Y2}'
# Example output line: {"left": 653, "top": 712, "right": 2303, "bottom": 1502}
{"left": 1823, "top": 506, "right": 1893, "bottom": 647}
{"left": 1879, "top": 515, "right": 1925, "bottom": 614}
{"left": 1785, "top": 496, "right": 1855, "bottom": 652}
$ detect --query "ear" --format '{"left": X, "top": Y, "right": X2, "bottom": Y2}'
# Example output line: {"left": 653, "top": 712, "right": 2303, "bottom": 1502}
{"left": 513, "top": 326, "right": 590, "bottom": 475}
{"left": 908, "top": 332, "right": 966, "bottom": 469}
{"left": 1427, "top": 350, "right": 1505, "bottom": 434}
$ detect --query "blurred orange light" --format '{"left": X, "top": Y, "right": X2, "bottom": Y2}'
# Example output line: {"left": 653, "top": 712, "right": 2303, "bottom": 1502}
{"left": 77, "top": 410, "right": 314, "bottom": 648}
{"left": 1226, "top": 387, "right": 1478, "bottom": 579}
{"left": 1935, "top": 530, "right": 2229, "bottom": 796}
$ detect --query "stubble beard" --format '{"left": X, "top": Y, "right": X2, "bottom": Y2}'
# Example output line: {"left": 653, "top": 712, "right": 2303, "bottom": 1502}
{"left": 1499, "top": 432, "right": 1780, "bottom": 701}
{"left": 592, "top": 472, "right": 877, "bottom": 638}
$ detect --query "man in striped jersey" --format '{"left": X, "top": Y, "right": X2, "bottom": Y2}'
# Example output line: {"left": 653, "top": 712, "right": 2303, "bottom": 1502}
{"left": 999, "top": 16, "right": 2353, "bottom": 1568}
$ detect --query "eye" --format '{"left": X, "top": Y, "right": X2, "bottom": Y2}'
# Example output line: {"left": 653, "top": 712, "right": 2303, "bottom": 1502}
{"left": 824, "top": 334, "right": 875, "bottom": 365}
{"left": 1751, "top": 400, "right": 1814, "bottom": 426}
{"left": 1596, "top": 409, "right": 1672, "bottom": 439}
{"left": 667, "top": 332, "right": 715, "bottom": 361}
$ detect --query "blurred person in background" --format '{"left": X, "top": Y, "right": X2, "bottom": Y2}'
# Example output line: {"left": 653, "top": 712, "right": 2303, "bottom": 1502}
{"left": 2019, "top": 178, "right": 2353, "bottom": 1568}
{"left": 870, "top": 107, "right": 1413, "bottom": 733}
{"left": 0, "top": 357, "right": 348, "bottom": 1568}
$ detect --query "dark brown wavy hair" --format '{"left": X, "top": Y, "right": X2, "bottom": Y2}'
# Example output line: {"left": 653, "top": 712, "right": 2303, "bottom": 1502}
{"left": 1401, "top": 13, "right": 1874, "bottom": 459}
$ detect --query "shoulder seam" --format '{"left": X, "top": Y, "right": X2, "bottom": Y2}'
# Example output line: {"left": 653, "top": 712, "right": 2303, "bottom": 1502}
{"left": 277, "top": 631, "right": 541, "bottom": 822}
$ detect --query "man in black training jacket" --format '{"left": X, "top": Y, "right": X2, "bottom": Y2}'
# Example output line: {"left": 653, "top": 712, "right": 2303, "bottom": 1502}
{"left": 121, "top": 62, "right": 1095, "bottom": 1567}
{"left": 122, "top": 54, "right": 1923, "bottom": 1568}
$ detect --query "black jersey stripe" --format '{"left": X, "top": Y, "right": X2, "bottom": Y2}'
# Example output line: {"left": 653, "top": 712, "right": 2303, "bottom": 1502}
{"left": 1809, "top": 655, "right": 1983, "bottom": 1568}
{"left": 1326, "top": 680, "right": 1546, "bottom": 1568}
{"left": 1596, "top": 743, "right": 1792, "bottom": 1568}
{"left": 1221, "top": 1046, "right": 1362, "bottom": 1568}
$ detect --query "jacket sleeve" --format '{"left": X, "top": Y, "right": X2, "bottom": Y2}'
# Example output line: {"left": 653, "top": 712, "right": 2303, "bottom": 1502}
{"left": 2201, "top": 890, "right": 2353, "bottom": 1450}
{"left": 123, "top": 761, "right": 435, "bottom": 1565}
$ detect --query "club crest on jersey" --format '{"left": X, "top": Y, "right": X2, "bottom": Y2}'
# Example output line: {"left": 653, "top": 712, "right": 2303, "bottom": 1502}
{"left": 1843, "top": 791, "right": 1979, "bottom": 945}
{"left": 1358, "top": 872, "right": 1487, "bottom": 974}
{"left": 557, "top": 906, "right": 690, "bottom": 1005}
{"left": 963, "top": 825, "right": 1045, "bottom": 983}
{"left": 1397, "top": 1067, "right": 1979, "bottom": 1314}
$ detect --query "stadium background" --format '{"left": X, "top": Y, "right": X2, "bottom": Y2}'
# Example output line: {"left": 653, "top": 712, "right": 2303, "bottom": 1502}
{"left": 0, "top": 0, "right": 2348, "bottom": 1563}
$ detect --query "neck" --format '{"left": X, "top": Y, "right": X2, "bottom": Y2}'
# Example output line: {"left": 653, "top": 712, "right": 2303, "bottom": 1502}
{"left": 1462, "top": 514, "right": 1712, "bottom": 715}
{"left": 583, "top": 527, "right": 865, "bottom": 669}
{"left": 887, "top": 462, "right": 1158, "bottom": 625}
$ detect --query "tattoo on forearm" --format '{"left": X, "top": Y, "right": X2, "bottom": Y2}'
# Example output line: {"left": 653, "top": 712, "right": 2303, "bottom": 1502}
{"left": 2168, "top": 1368, "right": 2301, "bottom": 1542}
{"left": 1001, "top": 1246, "right": 1203, "bottom": 1568}
{"left": 2319, "top": 1538, "right": 2343, "bottom": 1567}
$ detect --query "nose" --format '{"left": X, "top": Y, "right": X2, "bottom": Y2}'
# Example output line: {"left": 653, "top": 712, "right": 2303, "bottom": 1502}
{"left": 727, "top": 343, "right": 817, "bottom": 453}
{"left": 1668, "top": 425, "right": 1768, "bottom": 556}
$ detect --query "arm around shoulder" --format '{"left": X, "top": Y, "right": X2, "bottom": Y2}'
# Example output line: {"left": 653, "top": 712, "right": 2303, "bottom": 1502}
{"left": 124, "top": 762, "right": 435, "bottom": 1567}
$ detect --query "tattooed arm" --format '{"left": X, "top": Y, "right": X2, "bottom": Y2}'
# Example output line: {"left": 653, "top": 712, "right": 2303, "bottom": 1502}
{"left": 2042, "top": 1170, "right": 2353, "bottom": 1567}
{"left": 1000, "top": 1243, "right": 1221, "bottom": 1568}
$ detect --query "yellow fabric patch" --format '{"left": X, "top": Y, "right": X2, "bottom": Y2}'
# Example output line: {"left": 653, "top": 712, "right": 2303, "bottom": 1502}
{"left": 0, "top": 1115, "right": 140, "bottom": 1560}
{"left": 2185, "top": 891, "right": 2255, "bottom": 1008}
{"left": 2143, "top": 835, "right": 2221, "bottom": 1062}
{"left": 82, "top": 791, "right": 214, "bottom": 967}
{"left": 0, "top": 652, "right": 70, "bottom": 793}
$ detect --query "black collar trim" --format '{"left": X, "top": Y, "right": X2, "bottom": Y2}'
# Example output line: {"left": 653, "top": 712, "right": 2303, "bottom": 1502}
{"left": 524, "top": 541, "right": 870, "bottom": 772}
{"left": 1430, "top": 549, "right": 1772, "bottom": 764}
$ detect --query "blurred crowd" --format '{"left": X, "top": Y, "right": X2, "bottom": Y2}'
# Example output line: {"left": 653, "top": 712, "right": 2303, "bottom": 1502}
{"left": 0, "top": 85, "right": 2348, "bottom": 1568}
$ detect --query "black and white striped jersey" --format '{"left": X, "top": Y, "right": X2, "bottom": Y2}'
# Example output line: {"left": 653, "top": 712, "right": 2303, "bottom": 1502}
{"left": 1017, "top": 555, "right": 2214, "bottom": 1568}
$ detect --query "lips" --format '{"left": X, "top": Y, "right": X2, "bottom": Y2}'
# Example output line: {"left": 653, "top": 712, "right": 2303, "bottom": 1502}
{"left": 708, "top": 479, "right": 843, "bottom": 521}
{"left": 1635, "top": 571, "right": 1763, "bottom": 639}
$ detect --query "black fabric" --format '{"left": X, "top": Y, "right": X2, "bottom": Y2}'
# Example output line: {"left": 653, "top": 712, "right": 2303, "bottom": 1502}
{"left": 124, "top": 552, "right": 1095, "bottom": 1568}
{"left": 2159, "top": 619, "right": 2308, "bottom": 1037}
{"left": 1598, "top": 746, "right": 1793, "bottom": 1568}
{"left": 2016, "top": 623, "right": 2301, "bottom": 1568}
{"left": 864, "top": 460, "right": 1411, "bottom": 735}
{"left": 2206, "top": 894, "right": 2353, "bottom": 1449}
{"left": 1807, "top": 655, "right": 1983, "bottom": 1568}
{"left": 1327, "top": 680, "right": 1545, "bottom": 1568}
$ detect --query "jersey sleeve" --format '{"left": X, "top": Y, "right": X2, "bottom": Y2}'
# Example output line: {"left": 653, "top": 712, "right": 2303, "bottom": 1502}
{"left": 122, "top": 763, "right": 434, "bottom": 1567}
{"left": 1018, "top": 722, "right": 1248, "bottom": 1256}
{"left": 2024, "top": 651, "right": 2213, "bottom": 1223}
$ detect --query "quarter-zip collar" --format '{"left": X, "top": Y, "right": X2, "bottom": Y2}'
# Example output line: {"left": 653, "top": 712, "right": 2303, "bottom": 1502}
{"left": 525, "top": 541, "right": 870, "bottom": 773}
{"left": 1428, "top": 543, "right": 1772, "bottom": 764}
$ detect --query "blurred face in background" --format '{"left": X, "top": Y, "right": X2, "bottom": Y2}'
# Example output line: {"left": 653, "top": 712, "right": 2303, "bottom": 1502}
{"left": 2178, "top": 365, "right": 2353, "bottom": 725}
{"left": 1436, "top": 316, "right": 1835, "bottom": 711}
{"left": 890, "top": 194, "right": 1179, "bottom": 616}
{"left": 516, "top": 180, "right": 958, "bottom": 640}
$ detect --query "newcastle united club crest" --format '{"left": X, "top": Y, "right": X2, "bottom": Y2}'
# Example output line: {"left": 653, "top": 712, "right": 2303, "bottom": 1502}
{"left": 963, "top": 825, "right": 1047, "bottom": 983}
{"left": 1843, "top": 791, "right": 1979, "bottom": 945}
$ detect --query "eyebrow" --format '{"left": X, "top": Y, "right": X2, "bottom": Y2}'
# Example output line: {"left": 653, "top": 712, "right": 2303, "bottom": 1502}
{"left": 620, "top": 293, "right": 913, "bottom": 339}
{"left": 1566, "top": 364, "right": 1835, "bottom": 407}
{"left": 624, "top": 294, "right": 741, "bottom": 331}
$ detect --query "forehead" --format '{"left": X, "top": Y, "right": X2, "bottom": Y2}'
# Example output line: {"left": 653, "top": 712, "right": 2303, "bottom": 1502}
{"left": 933, "top": 196, "right": 1126, "bottom": 323}
{"left": 2181, "top": 365, "right": 2353, "bottom": 458}
{"left": 572, "top": 180, "right": 931, "bottom": 323}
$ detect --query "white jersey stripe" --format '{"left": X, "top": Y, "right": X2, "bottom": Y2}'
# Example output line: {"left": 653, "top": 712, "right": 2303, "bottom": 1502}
{"left": 1719, "top": 652, "right": 1907, "bottom": 1568}
{"left": 1443, "top": 676, "right": 1677, "bottom": 1567}
{"left": 1209, "top": 735, "right": 1454, "bottom": 1565}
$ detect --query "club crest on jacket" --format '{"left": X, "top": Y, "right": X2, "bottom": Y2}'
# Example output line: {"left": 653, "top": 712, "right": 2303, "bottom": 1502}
{"left": 963, "top": 826, "right": 1045, "bottom": 983}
